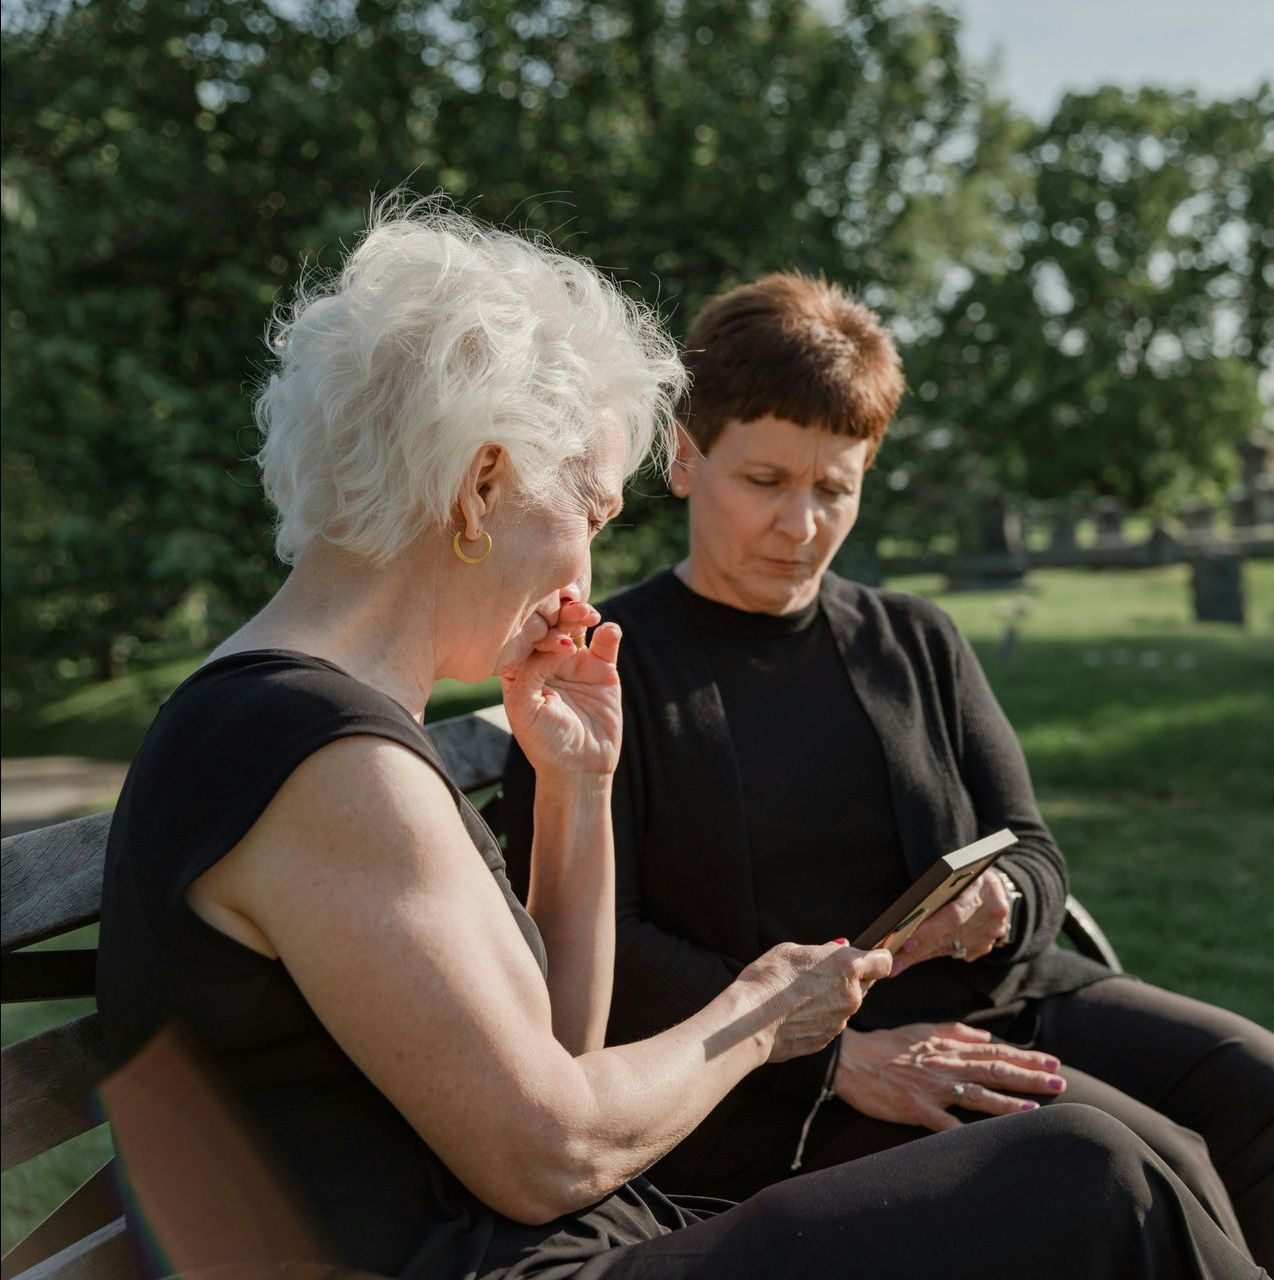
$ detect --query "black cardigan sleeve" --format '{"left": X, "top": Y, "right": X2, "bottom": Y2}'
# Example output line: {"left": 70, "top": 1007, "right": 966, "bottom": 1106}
{"left": 949, "top": 627, "right": 1070, "bottom": 967}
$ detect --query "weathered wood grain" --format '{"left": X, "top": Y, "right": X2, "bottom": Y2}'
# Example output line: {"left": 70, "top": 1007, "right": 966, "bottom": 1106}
{"left": 3, "top": 1220, "right": 133, "bottom": 1280}
{"left": 425, "top": 704, "right": 511, "bottom": 793}
{"left": 1, "top": 813, "right": 113, "bottom": 952}
{"left": 1, "top": 1014, "right": 110, "bottom": 1171}
{"left": 0, "top": 1161, "right": 119, "bottom": 1280}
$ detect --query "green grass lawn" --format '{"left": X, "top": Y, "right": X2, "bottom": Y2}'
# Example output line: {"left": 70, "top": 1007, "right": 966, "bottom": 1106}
{"left": 3, "top": 561, "right": 1271, "bottom": 1251}
{"left": 903, "top": 564, "right": 1273, "bottom": 1027}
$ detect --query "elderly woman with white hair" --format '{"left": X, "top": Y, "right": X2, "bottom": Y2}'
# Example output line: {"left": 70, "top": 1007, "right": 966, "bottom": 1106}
{"left": 96, "top": 201, "right": 1256, "bottom": 1280}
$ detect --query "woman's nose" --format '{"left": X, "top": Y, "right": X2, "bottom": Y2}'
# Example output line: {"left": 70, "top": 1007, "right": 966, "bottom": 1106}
{"left": 560, "top": 572, "right": 590, "bottom": 606}
{"left": 774, "top": 493, "right": 817, "bottom": 544}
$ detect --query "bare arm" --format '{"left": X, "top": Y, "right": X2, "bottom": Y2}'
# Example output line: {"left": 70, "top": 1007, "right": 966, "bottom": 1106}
{"left": 524, "top": 774, "right": 615, "bottom": 1053}
{"left": 196, "top": 735, "right": 888, "bottom": 1225}
{"left": 502, "top": 612, "right": 623, "bottom": 1055}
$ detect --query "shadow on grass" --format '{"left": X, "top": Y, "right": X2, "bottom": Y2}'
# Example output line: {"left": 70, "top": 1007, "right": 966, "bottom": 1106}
{"left": 970, "top": 632, "right": 1274, "bottom": 805}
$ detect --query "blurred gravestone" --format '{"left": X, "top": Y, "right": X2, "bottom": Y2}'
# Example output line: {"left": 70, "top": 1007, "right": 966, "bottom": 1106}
{"left": 1229, "top": 485, "right": 1256, "bottom": 535}
{"left": 1179, "top": 500, "right": 1217, "bottom": 543}
{"left": 1146, "top": 522, "right": 1180, "bottom": 566}
{"left": 1239, "top": 436, "right": 1271, "bottom": 488}
{"left": 1092, "top": 497, "right": 1125, "bottom": 547}
{"left": 1049, "top": 511, "right": 1078, "bottom": 551}
{"left": 1191, "top": 552, "right": 1245, "bottom": 625}
{"left": 1251, "top": 474, "right": 1274, "bottom": 528}
{"left": 946, "top": 497, "right": 1026, "bottom": 590}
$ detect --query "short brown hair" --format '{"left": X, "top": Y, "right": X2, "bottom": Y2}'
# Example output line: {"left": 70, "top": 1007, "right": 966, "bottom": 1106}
{"left": 679, "top": 273, "right": 904, "bottom": 459}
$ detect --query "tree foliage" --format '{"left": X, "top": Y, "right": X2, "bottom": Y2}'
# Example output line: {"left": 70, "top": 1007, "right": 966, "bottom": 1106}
{"left": 893, "top": 85, "right": 1270, "bottom": 540}
{"left": 1, "top": 0, "right": 1268, "bottom": 694}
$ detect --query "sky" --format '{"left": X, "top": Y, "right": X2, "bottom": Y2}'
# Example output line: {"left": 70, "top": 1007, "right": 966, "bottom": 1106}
{"left": 949, "top": 0, "right": 1272, "bottom": 118}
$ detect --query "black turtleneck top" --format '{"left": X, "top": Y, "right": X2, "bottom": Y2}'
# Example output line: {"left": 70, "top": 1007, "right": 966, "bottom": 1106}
{"left": 669, "top": 576, "right": 912, "bottom": 951}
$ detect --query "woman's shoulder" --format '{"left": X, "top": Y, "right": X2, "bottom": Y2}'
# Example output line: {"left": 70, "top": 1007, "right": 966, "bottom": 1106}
{"left": 120, "top": 650, "right": 435, "bottom": 845}
{"left": 820, "top": 573, "right": 965, "bottom": 649}
{"left": 158, "top": 649, "right": 420, "bottom": 746}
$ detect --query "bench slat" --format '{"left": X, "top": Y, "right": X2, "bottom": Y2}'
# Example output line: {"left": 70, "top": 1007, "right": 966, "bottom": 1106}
{"left": 1060, "top": 893, "right": 1124, "bottom": 973}
{"left": 425, "top": 704, "right": 510, "bottom": 793}
{"left": 1, "top": 951, "right": 98, "bottom": 1004}
{"left": 1, "top": 1013, "right": 109, "bottom": 1171}
{"left": 3, "top": 1219, "right": 133, "bottom": 1280}
{"left": 0, "top": 1161, "right": 120, "bottom": 1280}
{"left": 1, "top": 813, "right": 113, "bottom": 952}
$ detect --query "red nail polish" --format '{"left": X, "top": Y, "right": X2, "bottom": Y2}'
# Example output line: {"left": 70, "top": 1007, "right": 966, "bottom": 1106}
{"left": 832, "top": 937, "right": 848, "bottom": 946}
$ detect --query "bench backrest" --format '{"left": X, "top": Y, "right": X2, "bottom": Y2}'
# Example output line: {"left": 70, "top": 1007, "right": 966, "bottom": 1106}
{"left": 0, "top": 705, "right": 511, "bottom": 1280}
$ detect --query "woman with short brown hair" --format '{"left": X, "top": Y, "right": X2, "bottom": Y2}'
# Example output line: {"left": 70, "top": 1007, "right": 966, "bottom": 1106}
{"left": 508, "top": 270, "right": 1274, "bottom": 1268}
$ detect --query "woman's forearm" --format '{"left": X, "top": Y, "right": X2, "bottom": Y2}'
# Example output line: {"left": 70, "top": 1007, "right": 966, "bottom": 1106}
{"left": 525, "top": 773, "right": 616, "bottom": 1055}
{"left": 513, "top": 939, "right": 881, "bottom": 1221}
{"left": 523, "top": 976, "right": 775, "bottom": 1216}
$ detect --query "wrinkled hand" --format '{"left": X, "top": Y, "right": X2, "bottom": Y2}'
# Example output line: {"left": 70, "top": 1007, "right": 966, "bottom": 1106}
{"left": 740, "top": 941, "right": 893, "bottom": 1064}
{"left": 890, "top": 870, "right": 1010, "bottom": 976}
{"left": 501, "top": 603, "right": 623, "bottom": 780}
{"left": 833, "top": 1022, "right": 1066, "bottom": 1132}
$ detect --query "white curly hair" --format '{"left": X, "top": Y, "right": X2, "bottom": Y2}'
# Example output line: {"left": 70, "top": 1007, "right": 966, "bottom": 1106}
{"left": 254, "top": 194, "right": 685, "bottom": 564}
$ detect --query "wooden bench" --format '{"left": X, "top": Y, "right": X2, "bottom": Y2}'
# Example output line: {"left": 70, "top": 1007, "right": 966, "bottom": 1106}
{"left": 1, "top": 702, "right": 1121, "bottom": 1279}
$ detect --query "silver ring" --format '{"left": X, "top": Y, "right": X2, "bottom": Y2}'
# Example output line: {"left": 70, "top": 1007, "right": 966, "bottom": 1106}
{"left": 950, "top": 937, "right": 967, "bottom": 960}
{"left": 950, "top": 1081, "right": 967, "bottom": 1105}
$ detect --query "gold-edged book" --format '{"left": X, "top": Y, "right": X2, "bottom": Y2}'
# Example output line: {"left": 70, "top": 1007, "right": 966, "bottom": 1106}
{"left": 853, "top": 828, "right": 1019, "bottom": 954}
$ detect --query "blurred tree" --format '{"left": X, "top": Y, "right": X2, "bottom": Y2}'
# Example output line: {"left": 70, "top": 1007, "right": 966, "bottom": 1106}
{"left": 891, "top": 84, "right": 1271, "bottom": 547}
{"left": 2, "top": 0, "right": 998, "bottom": 694}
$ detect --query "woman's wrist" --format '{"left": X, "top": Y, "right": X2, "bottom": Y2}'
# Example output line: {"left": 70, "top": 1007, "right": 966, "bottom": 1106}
{"left": 533, "top": 769, "right": 614, "bottom": 802}
{"left": 715, "top": 976, "right": 779, "bottom": 1070}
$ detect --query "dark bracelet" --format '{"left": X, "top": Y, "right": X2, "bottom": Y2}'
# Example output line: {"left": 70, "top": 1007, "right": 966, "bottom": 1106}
{"left": 790, "top": 1033, "right": 843, "bottom": 1172}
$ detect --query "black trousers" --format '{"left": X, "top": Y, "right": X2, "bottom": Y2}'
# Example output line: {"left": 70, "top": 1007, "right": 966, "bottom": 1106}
{"left": 647, "top": 977, "right": 1274, "bottom": 1268}
{"left": 583, "top": 1106, "right": 1258, "bottom": 1279}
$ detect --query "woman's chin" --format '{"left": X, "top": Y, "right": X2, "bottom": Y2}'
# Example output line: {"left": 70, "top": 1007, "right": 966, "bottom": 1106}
{"left": 494, "top": 634, "right": 534, "bottom": 682}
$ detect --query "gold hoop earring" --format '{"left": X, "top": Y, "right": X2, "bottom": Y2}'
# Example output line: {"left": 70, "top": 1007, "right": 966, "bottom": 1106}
{"left": 452, "top": 529, "right": 493, "bottom": 565}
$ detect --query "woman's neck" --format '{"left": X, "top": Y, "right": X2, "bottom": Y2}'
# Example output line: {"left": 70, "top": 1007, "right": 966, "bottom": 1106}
{"left": 210, "top": 541, "right": 440, "bottom": 720}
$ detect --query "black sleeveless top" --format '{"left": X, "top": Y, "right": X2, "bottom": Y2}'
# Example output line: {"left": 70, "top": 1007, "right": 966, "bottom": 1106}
{"left": 97, "top": 651, "right": 704, "bottom": 1279}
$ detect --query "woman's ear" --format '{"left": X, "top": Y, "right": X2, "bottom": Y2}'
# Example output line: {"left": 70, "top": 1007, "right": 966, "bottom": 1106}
{"left": 671, "top": 426, "right": 700, "bottom": 499}
{"left": 455, "top": 444, "right": 509, "bottom": 539}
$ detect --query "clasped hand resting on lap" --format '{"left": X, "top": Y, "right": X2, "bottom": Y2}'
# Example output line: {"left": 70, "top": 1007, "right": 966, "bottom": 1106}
{"left": 834, "top": 1022, "right": 1068, "bottom": 1132}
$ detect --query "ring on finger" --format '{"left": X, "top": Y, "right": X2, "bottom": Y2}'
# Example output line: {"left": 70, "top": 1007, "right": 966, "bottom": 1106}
{"left": 950, "top": 937, "right": 967, "bottom": 960}
{"left": 950, "top": 1081, "right": 968, "bottom": 1106}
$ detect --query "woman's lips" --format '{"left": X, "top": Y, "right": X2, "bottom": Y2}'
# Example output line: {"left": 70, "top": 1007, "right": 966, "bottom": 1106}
{"left": 760, "top": 557, "right": 808, "bottom": 574}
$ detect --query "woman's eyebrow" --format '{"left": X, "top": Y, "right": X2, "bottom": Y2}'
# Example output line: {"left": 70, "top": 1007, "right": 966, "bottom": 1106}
{"left": 576, "top": 468, "right": 624, "bottom": 518}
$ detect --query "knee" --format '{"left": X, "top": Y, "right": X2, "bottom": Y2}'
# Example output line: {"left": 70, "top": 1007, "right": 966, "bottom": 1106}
{"left": 1192, "top": 1023, "right": 1274, "bottom": 1135}
{"left": 1221, "top": 1021, "right": 1274, "bottom": 1092}
{"left": 1017, "top": 1105, "right": 1160, "bottom": 1209}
